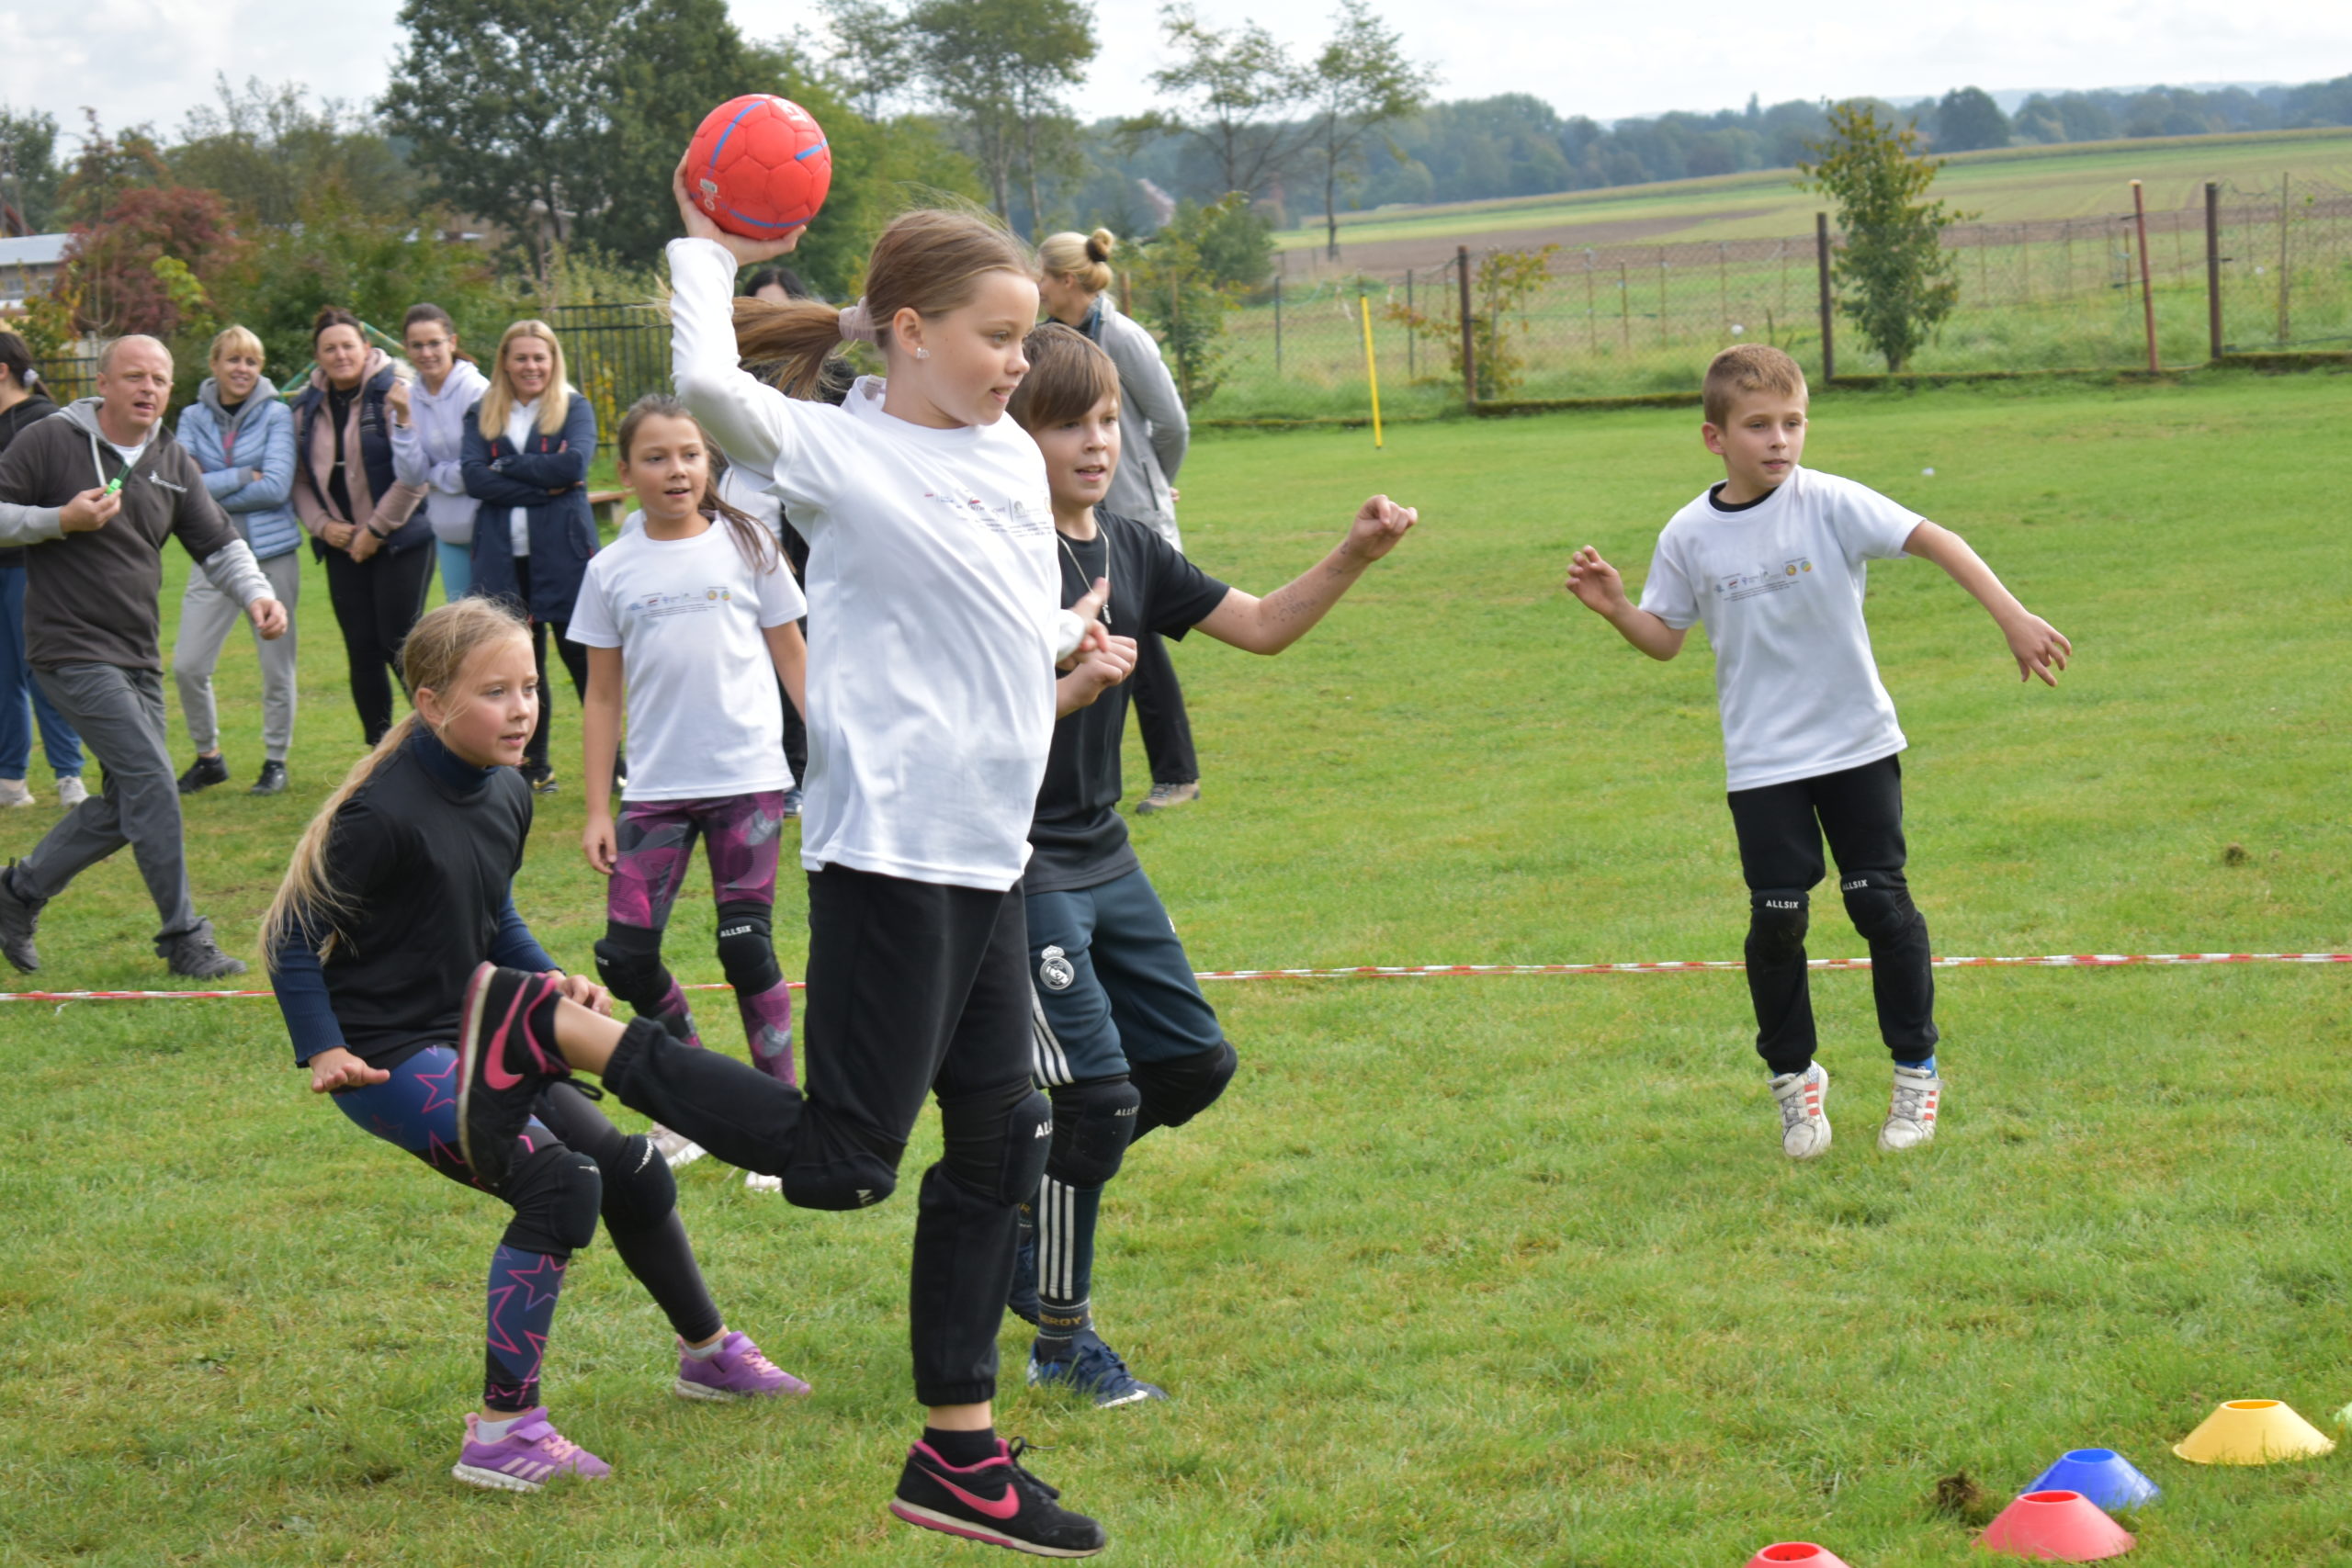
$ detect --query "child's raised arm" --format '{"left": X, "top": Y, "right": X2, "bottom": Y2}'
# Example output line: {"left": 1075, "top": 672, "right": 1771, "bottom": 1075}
{"left": 1565, "top": 546, "right": 1686, "bottom": 660}
{"left": 1899, "top": 522, "right": 2072, "bottom": 686}
{"left": 1192, "top": 493, "right": 1417, "bottom": 655}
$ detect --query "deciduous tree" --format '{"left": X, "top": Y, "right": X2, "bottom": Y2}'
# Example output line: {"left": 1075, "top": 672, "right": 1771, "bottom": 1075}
{"left": 1306, "top": 0, "right": 1436, "bottom": 258}
{"left": 1799, "top": 102, "right": 1968, "bottom": 373}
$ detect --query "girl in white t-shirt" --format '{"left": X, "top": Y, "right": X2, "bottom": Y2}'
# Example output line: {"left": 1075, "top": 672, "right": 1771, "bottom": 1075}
{"left": 570, "top": 398, "right": 808, "bottom": 1129}
{"left": 444, "top": 170, "right": 1113, "bottom": 1557}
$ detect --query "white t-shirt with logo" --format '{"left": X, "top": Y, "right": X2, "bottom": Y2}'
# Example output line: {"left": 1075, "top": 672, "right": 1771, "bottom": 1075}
{"left": 667, "top": 236, "right": 1063, "bottom": 891}
{"left": 566, "top": 521, "right": 808, "bottom": 802}
{"left": 1637, "top": 466, "right": 1924, "bottom": 792}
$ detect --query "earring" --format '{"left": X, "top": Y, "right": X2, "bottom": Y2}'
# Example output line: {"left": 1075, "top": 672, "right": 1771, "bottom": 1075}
{"left": 915, "top": 347, "right": 930, "bottom": 360}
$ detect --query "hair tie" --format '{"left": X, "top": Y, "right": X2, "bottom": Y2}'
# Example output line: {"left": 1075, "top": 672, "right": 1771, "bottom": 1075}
{"left": 837, "top": 299, "right": 877, "bottom": 344}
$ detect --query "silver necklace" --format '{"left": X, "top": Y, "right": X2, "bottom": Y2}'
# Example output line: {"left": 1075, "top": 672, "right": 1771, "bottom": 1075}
{"left": 1056, "top": 525, "right": 1110, "bottom": 629}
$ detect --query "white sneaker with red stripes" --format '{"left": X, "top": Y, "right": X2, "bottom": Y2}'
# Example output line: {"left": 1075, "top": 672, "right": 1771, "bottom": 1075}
{"left": 1769, "top": 1062, "right": 1832, "bottom": 1159}
{"left": 1877, "top": 1064, "right": 1941, "bottom": 1151}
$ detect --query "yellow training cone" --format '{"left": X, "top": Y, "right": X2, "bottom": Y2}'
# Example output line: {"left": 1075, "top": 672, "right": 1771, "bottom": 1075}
{"left": 2173, "top": 1399, "right": 2336, "bottom": 1464}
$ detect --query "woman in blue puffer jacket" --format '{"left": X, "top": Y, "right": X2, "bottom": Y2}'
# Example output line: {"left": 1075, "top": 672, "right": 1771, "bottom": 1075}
{"left": 170, "top": 324, "right": 304, "bottom": 796}
{"left": 461, "top": 318, "right": 603, "bottom": 794}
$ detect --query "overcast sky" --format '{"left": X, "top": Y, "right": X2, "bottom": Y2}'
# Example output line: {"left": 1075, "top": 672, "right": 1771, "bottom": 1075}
{"left": 3, "top": 0, "right": 2340, "bottom": 151}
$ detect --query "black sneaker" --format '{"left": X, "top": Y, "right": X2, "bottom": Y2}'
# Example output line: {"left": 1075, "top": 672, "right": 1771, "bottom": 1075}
{"left": 889, "top": 1437, "right": 1105, "bottom": 1557}
{"left": 163, "top": 918, "right": 247, "bottom": 978}
{"left": 1027, "top": 1327, "right": 1170, "bottom": 1408}
{"left": 455, "top": 963, "right": 571, "bottom": 1190}
{"left": 520, "top": 762, "right": 559, "bottom": 795}
{"left": 1007, "top": 1211, "right": 1041, "bottom": 1326}
{"left": 176, "top": 753, "right": 230, "bottom": 794}
{"left": 0, "top": 861, "right": 44, "bottom": 974}
{"left": 248, "top": 761, "right": 288, "bottom": 796}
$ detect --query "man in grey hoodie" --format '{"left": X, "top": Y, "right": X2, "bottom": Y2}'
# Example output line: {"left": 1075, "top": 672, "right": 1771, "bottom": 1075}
{"left": 0, "top": 334, "right": 288, "bottom": 977}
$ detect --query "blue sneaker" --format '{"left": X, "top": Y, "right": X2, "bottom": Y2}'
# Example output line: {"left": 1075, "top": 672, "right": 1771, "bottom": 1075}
{"left": 1007, "top": 1218, "right": 1040, "bottom": 1326}
{"left": 1027, "top": 1328, "right": 1169, "bottom": 1408}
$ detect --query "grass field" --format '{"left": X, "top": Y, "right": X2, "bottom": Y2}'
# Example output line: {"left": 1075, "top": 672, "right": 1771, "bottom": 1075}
{"left": 1280, "top": 129, "right": 2352, "bottom": 264}
{"left": 3, "top": 375, "right": 2348, "bottom": 1565}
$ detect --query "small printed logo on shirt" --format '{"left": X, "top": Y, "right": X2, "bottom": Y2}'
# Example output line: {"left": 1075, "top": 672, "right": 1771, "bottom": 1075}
{"left": 1038, "top": 945, "right": 1076, "bottom": 991}
{"left": 1714, "top": 558, "right": 1813, "bottom": 602}
{"left": 629, "top": 587, "right": 731, "bottom": 619}
{"left": 922, "top": 490, "right": 1050, "bottom": 539}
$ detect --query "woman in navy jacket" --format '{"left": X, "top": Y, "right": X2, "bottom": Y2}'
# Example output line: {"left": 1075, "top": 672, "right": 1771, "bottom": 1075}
{"left": 461, "top": 320, "right": 603, "bottom": 792}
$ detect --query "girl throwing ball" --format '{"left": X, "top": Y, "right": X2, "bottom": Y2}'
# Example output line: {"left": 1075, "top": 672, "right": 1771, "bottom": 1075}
{"left": 266, "top": 598, "right": 805, "bottom": 1494}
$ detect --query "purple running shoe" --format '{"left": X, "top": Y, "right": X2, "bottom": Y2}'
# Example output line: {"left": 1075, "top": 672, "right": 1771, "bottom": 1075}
{"left": 450, "top": 1407, "right": 611, "bottom": 1492}
{"left": 456, "top": 963, "right": 571, "bottom": 1190}
{"left": 673, "top": 1331, "right": 811, "bottom": 1402}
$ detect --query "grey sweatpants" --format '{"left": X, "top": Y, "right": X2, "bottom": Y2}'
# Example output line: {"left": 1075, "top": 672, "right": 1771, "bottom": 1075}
{"left": 20, "top": 662, "right": 201, "bottom": 947}
{"left": 174, "top": 549, "right": 301, "bottom": 761}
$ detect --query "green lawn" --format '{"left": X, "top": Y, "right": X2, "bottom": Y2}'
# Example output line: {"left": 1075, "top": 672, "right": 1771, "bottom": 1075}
{"left": 3, "top": 376, "right": 2348, "bottom": 1565}
{"left": 1284, "top": 128, "right": 2352, "bottom": 253}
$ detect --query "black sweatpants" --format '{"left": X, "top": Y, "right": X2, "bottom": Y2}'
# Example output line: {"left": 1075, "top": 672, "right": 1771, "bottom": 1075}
{"left": 1131, "top": 631, "right": 1199, "bottom": 787}
{"left": 322, "top": 542, "right": 436, "bottom": 746}
{"left": 1726, "top": 754, "right": 1938, "bottom": 1077}
{"left": 605, "top": 863, "right": 1041, "bottom": 1407}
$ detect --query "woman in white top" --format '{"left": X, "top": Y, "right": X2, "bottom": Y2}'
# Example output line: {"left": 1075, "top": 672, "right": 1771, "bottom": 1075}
{"left": 387, "top": 303, "right": 491, "bottom": 603}
{"left": 448, "top": 166, "right": 1117, "bottom": 1557}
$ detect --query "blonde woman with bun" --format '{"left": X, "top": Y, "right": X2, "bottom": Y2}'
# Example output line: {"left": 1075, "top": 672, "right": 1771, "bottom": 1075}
{"left": 1036, "top": 227, "right": 1203, "bottom": 813}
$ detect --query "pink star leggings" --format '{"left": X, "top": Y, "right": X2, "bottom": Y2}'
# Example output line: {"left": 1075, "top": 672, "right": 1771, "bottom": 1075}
{"left": 334, "top": 1046, "right": 723, "bottom": 1410}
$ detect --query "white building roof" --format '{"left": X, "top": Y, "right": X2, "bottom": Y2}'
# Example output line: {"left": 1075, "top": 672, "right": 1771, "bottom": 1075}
{"left": 0, "top": 234, "right": 71, "bottom": 267}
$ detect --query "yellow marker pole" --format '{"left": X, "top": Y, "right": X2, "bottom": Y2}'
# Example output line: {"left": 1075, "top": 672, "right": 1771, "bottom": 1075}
{"left": 1358, "top": 293, "right": 1384, "bottom": 449}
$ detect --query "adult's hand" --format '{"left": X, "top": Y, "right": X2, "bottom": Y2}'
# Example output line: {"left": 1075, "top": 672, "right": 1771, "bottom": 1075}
{"left": 319, "top": 520, "right": 356, "bottom": 550}
{"left": 59, "top": 488, "right": 120, "bottom": 533}
{"left": 346, "top": 526, "right": 383, "bottom": 563}
{"left": 309, "top": 1046, "right": 391, "bottom": 1094}
{"left": 673, "top": 153, "right": 803, "bottom": 267}
{"left": 248, "top": 598, "right": 289, "bottom": 639}
{"left": 385, "top": 378, "right": 412, "bottom": 425}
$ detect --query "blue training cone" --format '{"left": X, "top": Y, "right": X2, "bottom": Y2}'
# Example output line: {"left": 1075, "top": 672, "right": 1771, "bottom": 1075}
{"left": 2027, "top": 1449, "right": 2161, "bottom": 1511}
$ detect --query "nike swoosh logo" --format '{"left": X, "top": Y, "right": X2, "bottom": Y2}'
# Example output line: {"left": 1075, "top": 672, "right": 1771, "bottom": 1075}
{"left": 481, "top": 982, "right": 531, "bottom": 1091}
{"left": 932, "top": 1471, "right": 1021, "bottom": 1520}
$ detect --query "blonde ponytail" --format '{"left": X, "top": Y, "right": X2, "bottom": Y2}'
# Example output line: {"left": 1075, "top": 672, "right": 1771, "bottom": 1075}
{"left": 262, "top": 598, "right": 532, "bottom": 968}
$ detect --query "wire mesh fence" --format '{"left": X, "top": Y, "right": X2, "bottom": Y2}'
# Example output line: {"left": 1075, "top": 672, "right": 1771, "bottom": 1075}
{"left": 1198, "top": 175, "right": 2352, "bottom": 420}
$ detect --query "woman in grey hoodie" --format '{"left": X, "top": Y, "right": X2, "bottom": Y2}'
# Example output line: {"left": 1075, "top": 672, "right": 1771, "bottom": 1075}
{"left": 388, "top": 303, "right": 490, "bottom": 603}
{"left": 170, "top": 325, "right": 302, "bottom": 795}
{"left": 1037, "top": 228, "right": 1204, "bottom": 814}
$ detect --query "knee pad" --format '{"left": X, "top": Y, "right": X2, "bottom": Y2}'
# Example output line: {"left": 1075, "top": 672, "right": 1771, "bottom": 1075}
{"left": 501, "top": 1143, "right": 603, "bottom": 1257}
{"left": 1046, "top": 1075, "right": 1140, "bottom": 1188}
{"left": 1840, "top": 870, "right": 1921, "bottom": 945}
{"left": 594, "top": 923, "right": 669, "bottom": 1008}
{"left": 1130, "top": 1040, "right": 1238, "bottom": 1136}
{"left": 595, "top": 1133, "right": 678, "bottom": 1235}
{"left": 1747, "top": 890, "right": 1811, "bottom": 963}
{"left": 938, "top": 1080, "right": 1054, "bottom": 1206}
{"left": 715, "top": 904, "right": 783, "bottom": 995}
{"left": 778, "top": 1118, "right": 905, "bottom": 1212}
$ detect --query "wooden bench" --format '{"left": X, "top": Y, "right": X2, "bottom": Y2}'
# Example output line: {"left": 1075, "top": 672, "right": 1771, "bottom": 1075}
{"left": 588, "top": 488, "right": 631, "bottom": 532}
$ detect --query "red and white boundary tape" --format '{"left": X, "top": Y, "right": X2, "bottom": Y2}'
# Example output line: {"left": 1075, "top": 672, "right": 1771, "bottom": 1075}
{"left": 3, "top": 951, "right": 2345, "bottom": 1003}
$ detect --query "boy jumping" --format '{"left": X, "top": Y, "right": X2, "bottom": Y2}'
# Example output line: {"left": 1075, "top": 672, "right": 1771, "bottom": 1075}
{"left": 1565, "top": 344, "right": 2070, "bottom": 1159}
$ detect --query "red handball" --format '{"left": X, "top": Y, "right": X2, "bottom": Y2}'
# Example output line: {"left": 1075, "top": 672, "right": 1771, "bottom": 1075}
{"left": 685, "top": 95, "right": 832, "bottom": 239}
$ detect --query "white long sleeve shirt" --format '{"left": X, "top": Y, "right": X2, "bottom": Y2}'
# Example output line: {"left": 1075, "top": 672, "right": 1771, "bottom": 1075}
{"left": 668, "top": 235, "right": 1068, "bottom": 891}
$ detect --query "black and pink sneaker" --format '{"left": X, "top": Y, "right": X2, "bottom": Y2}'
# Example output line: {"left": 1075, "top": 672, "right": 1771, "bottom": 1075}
{"left": 455, "top": 963, "right": 570, "bottom": 1190}
{"left": 889, "top": 1436, "right": 1106, "bottom": 1557}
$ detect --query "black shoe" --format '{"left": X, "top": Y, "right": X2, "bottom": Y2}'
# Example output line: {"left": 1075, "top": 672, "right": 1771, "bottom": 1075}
{"left": 0, "top": 862, "right": 44, "bottom": 974}
{"left": 520, "top": 762, "right": 558, "bottom": 795}
{"left": 247, "top": 761, "right": 288, "bottom": 796}
{"left": 455, "top": 963, "right": 571, "bottom": 1190}
{"left": 890, "top": 1437, "right": 1105, "bottom": 1557}
{"left": 162, "top": 918, "right": 247, "bottom": 978}
{"left": 176, "top": 753, "right": 230, "bottom": 794}
{"left": 1007, "top": 1212, "right": 1041, "bottom": 1326}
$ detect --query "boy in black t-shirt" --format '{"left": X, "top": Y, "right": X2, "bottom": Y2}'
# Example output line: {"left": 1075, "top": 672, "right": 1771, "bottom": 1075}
{"left": 1005, "top": 324, "right": 1419, "bottom": 1405}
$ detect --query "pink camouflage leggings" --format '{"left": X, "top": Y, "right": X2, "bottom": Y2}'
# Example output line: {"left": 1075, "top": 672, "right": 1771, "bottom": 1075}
{"left": 592, "top": 790, "right": 796, "bottom": 1083}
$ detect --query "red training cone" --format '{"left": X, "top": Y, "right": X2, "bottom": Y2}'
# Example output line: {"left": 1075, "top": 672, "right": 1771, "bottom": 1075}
{"left": 1746, "top": 1546, "right": 1851, "bottom": 1567}
{"left": 1977, "top": 1490, "right": 2135, "bottom": 1561}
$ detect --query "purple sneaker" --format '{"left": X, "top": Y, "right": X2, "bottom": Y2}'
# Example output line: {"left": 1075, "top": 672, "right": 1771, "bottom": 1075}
{"left": 673, "top": 1331, "right": 811, "bottom": 1402}
{"left": 450, "top": 1407, "right": 611, "bottom": 1492}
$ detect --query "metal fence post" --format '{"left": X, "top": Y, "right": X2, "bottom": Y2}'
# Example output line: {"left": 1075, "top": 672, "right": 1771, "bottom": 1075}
{"left": 2131, "top": 181, "right": 2159, "bottom": 372}
{"left": 2204, "top": 181, "right": 2223, "bottom": 361}
{"left": 1815, "top": 213, "right": 1836, "bottom": 382}
{"left": 1456, "top": 245, "right": 1476, "bottom": 411}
